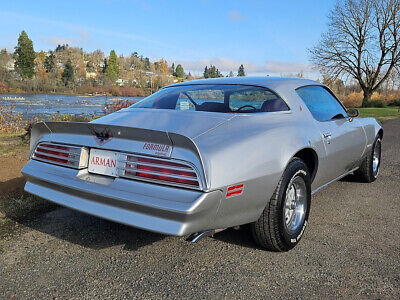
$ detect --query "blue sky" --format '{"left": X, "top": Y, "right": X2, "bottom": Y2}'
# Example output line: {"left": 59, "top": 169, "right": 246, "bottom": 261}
{"left": 0, "top": 0, "right": 335, "bottom": 76}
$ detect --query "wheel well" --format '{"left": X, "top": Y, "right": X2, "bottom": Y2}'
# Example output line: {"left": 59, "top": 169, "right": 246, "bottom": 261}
{"left": 294, "top": 148, "right": 318, "bottom": 182}
{"left": 378, "top": 129, "right": 383, "bottom": 139}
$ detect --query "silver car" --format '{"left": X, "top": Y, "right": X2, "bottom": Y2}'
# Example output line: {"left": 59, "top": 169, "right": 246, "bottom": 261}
{"left": 22, "top": 77, "right": 382, "bottom": 251}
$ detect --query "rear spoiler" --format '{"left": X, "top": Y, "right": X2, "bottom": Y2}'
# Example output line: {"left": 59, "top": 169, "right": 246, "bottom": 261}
{"left": 30, "top": 121, "right": 201, "bottom": 159}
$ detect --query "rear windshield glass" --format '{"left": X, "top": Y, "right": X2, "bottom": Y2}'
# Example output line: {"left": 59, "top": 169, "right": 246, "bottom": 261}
{"left": 130, "top": 84, "right": 289, "bottom": 113}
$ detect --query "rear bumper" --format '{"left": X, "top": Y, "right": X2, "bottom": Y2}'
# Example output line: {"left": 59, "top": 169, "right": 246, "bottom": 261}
{"left": 22, "top": 159, "right": 223, "bottom": 236}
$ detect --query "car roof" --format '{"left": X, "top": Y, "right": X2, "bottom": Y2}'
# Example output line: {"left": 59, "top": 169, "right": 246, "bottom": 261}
{"left": 168, "top": 76, "right": 321, "bottom": 92}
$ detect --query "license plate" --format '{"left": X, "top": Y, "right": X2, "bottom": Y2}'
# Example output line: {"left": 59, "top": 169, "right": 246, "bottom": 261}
{"left": 88, "top": 149, "right": 120, "bottom": 177}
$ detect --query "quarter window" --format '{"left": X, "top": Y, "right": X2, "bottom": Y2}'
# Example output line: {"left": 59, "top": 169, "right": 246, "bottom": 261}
{"left": 296, "top": 86, "right": 347, "bottom": 121}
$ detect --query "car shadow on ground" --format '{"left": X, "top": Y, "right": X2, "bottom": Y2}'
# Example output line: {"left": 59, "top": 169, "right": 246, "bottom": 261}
{"left": 210, "top": 225, "right": 260, "bottom": 250}
{"left": 5, "top": 203, "right": 166, "bottom": 251}
{"left": 0, "top": 176, "right": 26, "bottom": 198}
{"left": 9, "top": 202, "right": 260, "bottom": 252}
{"left": 339, "top": 174, "right": 363, "bottom": 183}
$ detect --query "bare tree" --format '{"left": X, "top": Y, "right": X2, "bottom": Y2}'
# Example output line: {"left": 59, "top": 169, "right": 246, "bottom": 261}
{"left": 310, "top": 0, "right": 400, "bottom": 106}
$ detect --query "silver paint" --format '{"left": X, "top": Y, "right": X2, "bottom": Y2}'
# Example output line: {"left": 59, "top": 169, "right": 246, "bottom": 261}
{"left": 21, "top": 77, "right": 382, "bottom": 236}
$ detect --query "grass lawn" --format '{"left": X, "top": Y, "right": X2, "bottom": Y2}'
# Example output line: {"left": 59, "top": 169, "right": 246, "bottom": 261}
{"left": 358, "top": 106, "right": 400, "bottom": 122}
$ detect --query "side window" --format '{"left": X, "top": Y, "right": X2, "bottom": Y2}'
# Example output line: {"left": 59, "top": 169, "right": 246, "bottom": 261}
{"left": 229, "top": 88, "right": 289, "bottom": 112}
{"left": 175, "top": 93, "right": 196, "bottom": 111}
{"left": 296, "top": 86, "right": 347, "bottom": 121}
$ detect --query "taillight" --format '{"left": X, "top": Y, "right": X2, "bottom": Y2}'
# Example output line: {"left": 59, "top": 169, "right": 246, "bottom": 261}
{"left": 33, "top": 142, "right": 88, "bottom": 169}
{"left": 121, "top": 154, "right": 201, "bottom": 189}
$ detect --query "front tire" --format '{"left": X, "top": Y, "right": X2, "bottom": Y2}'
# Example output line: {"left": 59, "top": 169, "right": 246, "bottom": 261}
{"left": 251, "top": 158, "right": 311, "bottom": 252}
{"left": 355, "top": 136, "right": 381, "bottom": 183}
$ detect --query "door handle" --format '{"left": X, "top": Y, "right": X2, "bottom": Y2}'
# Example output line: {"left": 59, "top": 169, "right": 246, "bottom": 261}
{"left": 323, "top": 133, "right": 332, "bottom": 138}
{"left": 323, "top": 133, "right": 332, "bottom": 144}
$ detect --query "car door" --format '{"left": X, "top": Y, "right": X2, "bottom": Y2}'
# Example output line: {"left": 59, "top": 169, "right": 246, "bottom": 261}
{"left": 296, "top": 86, "right": 366, "bottom": 184}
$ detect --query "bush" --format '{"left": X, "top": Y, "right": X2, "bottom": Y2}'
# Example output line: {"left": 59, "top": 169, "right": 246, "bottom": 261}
{"left": 0, "top": 104, "right": 42, "bottom": 133}
{"left": 50, "top": 112, "right": 95, "bottom": 122}
{"left": 388, "top": 99, "right": 400, "bottom": 107}
{"left": 363, "top": 100, "right": 386, "bottom": 108}
{"left": 341, "top": 92, "right": 363, "bottom": 108}
{"left": 102, "top": 99, "right": 136, "bottom": 115}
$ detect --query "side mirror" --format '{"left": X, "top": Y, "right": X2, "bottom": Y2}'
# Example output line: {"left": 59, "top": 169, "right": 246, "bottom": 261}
{"left": 346, "top": 108, "right": 359, "bottom": 118}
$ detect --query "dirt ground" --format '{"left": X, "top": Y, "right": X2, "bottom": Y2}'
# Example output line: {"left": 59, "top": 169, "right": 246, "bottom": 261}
{"left": 0, "top": 154, "right": 27, "bottom": 198}
{"left": 0, "top": 120, "right": 399, "bottom": 299}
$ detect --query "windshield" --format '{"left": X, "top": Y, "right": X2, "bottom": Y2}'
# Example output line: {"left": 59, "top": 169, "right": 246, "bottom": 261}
{"left": 131, "top": 84, "right": 289, "bottom": 113}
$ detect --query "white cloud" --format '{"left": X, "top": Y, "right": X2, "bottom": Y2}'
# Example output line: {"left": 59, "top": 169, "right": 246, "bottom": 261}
{"left": 228, "top": 10, "right": 245, "bottom": 23}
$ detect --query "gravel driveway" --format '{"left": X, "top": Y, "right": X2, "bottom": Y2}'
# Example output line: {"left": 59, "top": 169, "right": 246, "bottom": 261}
{"left": 1, "top": 119, "right": 399, "bottom": 299}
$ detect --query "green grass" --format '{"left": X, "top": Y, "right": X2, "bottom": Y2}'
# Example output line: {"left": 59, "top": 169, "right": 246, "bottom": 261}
{"left": 358, "top": 106, "right": 400, "bottom": 122}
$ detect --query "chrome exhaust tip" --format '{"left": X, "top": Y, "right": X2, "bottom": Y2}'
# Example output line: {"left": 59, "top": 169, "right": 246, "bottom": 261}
{"left": 186, "top": 230, "right": 215, "bottom": 243}
{"left": 186, "top": 228, "right": 226, "bottom": 243}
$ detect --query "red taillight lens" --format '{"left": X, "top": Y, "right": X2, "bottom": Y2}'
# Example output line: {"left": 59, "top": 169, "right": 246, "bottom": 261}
{"left": 33, "top": 143, "right": 88, "bottom": 169}
{"left": 123, "top": 155, "right": 200, "bottom": 188}
{"left": 35, "top": 144, "right": 72, "bottom": 165}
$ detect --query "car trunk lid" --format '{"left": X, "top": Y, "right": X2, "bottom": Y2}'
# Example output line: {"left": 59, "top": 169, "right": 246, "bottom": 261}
{"left": 91, "top": 108, "right": 235, "bottom": 140}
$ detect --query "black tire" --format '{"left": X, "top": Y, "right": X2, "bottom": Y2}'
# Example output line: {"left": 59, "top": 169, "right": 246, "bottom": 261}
{"left": 355, "top": 136, "right": 382, "bottom": 183}
{"left": 251, "top": 158, "right": 311, "bottom": 252}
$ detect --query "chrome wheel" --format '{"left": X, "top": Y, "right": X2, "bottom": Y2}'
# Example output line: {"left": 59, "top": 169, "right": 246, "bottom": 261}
{"left": 283, "top": 175, "right": 307, "bottom": 234}
{"left": 372, "top": 138, "right": 381, "bottom": 177}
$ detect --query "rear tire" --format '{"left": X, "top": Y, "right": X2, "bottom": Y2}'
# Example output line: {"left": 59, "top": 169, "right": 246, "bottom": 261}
{"left": 355, "top": 136, "right": 381, "bottom": 183}
{"left": 251, "top": 158, "right": 311, "bottom": 252}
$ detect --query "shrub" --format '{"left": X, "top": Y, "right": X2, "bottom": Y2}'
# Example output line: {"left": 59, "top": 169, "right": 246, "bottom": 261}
{"left": 0, "top": 81, "right": 7, "bottom": 93}
{"left": 50, "top": 112, "right": 95, "bottom": 122}
{"left": 388, "top": 99, "right": 400, "bottom": 107}
{"left": 102, "top": 99, "right": 136, "bottom": 115}
{"left": 341, "top": 92, "right": 363, "bottom": 108}
{"left": 363, "top": 100, "right": 386, "bottom": 108}
{"left": 0, "top": 104, "right": 41, "bottom": 133}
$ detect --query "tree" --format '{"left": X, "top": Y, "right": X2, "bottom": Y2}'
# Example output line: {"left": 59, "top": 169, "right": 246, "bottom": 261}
{"left": 105, "top": 50, "right": 119, "bottom": 82}
{"left": 62, "top": 59, "right": 74, "bottom": 86}
{"left": 237, "top": 64, "right": 245, "bottom": 76}
{"left": 144, "top": 57, "right": 151, "bottom": 71}
{"left": 13, "top": 30, "right": 35, "bottom": 79}
{"left": 310, "top": 0, "right": 400, "bottom": 106}
{"left": 203, "top": 65, "right": 223, "bottom": 78}
{"left": 102, "top": 58, "right": 108, "bottom": 73}
{"left": 228, "top": 71, "right": 234, "bottom": 77}
{"left": 174, "top": 64, "right": 185, "bottom": 77}
{"left": 55, "top": 44, "right": 69, "bottom": 52}
{"left": 44, "top": 51, "right": 56, "bottom": 73}
{"left": 34, "top": 51, "right": 47, "bottom": 78}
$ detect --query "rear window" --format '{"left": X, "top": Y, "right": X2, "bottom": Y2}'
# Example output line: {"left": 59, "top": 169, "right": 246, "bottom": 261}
{"left": 131, "top": 84, "right": 289, "bottom": 113}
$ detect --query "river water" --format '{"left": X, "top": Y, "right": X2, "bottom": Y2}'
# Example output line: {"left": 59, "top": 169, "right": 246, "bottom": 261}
{"left": 0, "top": 94, "right": 144, "bottom": 117}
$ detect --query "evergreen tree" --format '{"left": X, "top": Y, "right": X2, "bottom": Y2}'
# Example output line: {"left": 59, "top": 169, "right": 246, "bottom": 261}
{"left": 203, "top": 66, "right": 208, "bottom": 78}
{"left": 174, "top": 64, "right": 185, "bottom": 78}
{"left": 237, "top": 64, "right": 245, "bottom": 76}
{"left": 44, "top": 51, "right": 56, "bottom": 73}
{"left": 170, "top": 62, "right": 175, "bottom": 74}
{"left": 13, "top": 30, "right": 35, "bottom": 79}
{"left": 144, "top": 57, "right": 151, "bottom": 71}
{"left": 62, "top": 59, "right": 74, "bottom": 86}
{"left": 204, "top": 65, "right": 223, "bottom": 78}
{"left": 228, "top": 71, "right": 234, "bottom": 77}
{"left": 105, "top": 50, "right": 119, "bottom": 82}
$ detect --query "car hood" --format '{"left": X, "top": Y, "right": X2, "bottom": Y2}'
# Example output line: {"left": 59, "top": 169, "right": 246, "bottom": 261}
{"left": 91, "top": 108, "right": 235, "bottom": 139}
